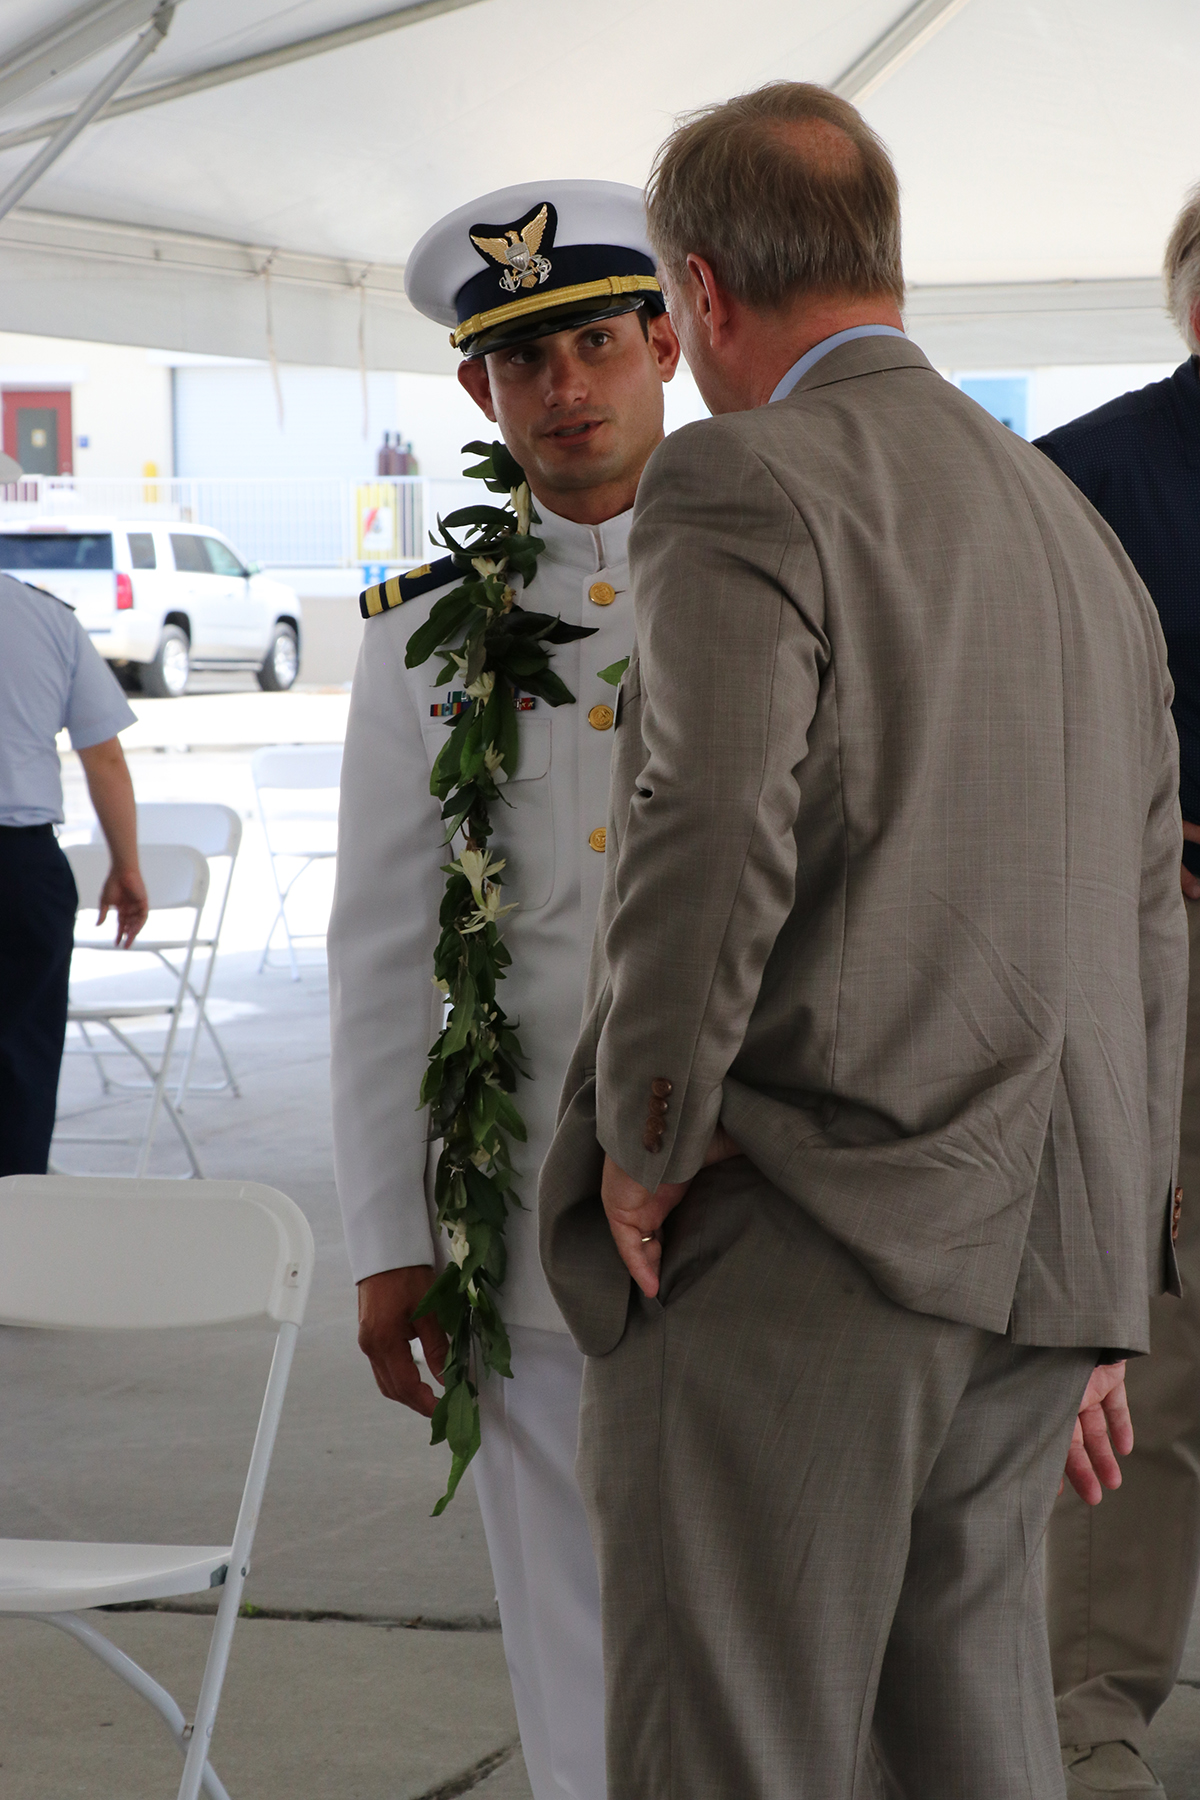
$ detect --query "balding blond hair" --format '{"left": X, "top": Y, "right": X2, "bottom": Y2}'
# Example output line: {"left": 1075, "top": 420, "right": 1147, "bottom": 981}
{"left": 1165, "top": 183, "right": 1200, "bottom": 354}
{"left": 645, "top": 82, "right": 904, "bottom": 312}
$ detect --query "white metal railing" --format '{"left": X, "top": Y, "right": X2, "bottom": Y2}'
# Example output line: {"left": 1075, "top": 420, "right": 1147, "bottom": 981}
{"left": 0, "top": 475, "right": 478, "bottom": 570}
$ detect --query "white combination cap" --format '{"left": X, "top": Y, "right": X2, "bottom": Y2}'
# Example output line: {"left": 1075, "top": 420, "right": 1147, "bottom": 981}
{"left": 405, "top": 179, "right": 663, "bottom": 357}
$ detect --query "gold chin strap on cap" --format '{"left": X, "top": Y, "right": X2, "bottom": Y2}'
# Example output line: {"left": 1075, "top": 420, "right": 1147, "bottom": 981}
{"left": 451, "top": 273, "right": 662, "bottom": 350}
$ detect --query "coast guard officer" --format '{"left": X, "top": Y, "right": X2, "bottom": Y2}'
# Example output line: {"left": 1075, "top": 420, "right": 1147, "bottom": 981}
{"left": 0, "top": 572, "right": 147, "bottom": 1175}
{"left": 327, "top": 181, "right": 680, "bottom": 1800}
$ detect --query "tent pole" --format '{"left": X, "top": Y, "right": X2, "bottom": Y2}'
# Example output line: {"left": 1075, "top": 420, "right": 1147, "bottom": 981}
{"left": 0, "top": 2, "right": 174, "bottom": 225}
{"left": 833, "top": 0, "right": 977, "bottom": 104}
{"left": 0, "top": 0, "right": 490, "bottom": 157}
{"left": 0, "top": 0, "right": 164, "bottom": 118}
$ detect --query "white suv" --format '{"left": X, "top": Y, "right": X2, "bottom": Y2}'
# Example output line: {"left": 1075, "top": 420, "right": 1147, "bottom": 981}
{"left": 0, "top": 517, "right": 302, "bottom": 696}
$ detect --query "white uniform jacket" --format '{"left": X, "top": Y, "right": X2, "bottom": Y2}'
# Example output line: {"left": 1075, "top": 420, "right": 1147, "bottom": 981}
{"left": 329, "top": 503, "right": 632, "bottom": 1332}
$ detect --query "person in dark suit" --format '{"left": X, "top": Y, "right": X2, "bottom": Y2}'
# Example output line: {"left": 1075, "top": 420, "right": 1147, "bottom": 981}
{"left": 1037, "top": 182, "right": 1200, "bottom": 1800}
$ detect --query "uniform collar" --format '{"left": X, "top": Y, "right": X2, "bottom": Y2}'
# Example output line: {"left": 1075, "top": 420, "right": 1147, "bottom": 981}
{"left": 532, "top": 497, "right": 632, "bottom": 573}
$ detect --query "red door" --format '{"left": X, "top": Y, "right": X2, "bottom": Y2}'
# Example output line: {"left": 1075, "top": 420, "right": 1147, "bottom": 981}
{"left": 1, "top": 389, "right": 73, "bottom": 476}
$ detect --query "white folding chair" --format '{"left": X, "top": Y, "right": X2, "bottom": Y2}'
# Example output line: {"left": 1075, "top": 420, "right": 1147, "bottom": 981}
{"left": 90, "top": 803, "right": 244, "bottom": 1107}
{"left": 251, "top": 744, "right": 342, "bottom": 981}
{"left": 0, "top": 1173, "right": 315, "bottom": 1800}
{"left": 57, "top": 843, "right": 210, "bottom": 1178}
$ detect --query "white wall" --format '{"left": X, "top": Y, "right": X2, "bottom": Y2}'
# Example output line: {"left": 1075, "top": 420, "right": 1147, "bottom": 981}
{"left": 947, "top": 361, "right": 1182, "bottom": 441}
{"left": 0, "top": 330, "right": 172, "bottom": 476}
{"left": 173, "top": 363, "right": 403, "bottom": 478}
{"left": 1028, "top": 363, "right": 1178, "bottom": 438}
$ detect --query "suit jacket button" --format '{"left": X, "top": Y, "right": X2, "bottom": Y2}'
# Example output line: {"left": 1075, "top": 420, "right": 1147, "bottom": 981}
{"left": 588, "top": 581, "right": 616, "bottom": 606}
{"left": 651, "top": 1078, "right": 673, "bottom": 1098}
{"left": 588, "top": 827, "right": 607, "bottom": 852}
{"left": 648, "top": 1094, "right": 669, "bottom": 1115}
{"left": 643, "top": 1124, "right": 664, "bottom": 1152}
{"left": 587, "top": 704, "right": 615, "bottom": 730}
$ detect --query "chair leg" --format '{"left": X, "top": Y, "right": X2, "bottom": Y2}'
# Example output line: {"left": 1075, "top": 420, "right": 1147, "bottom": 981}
{"left": 257, "top": 843, "right": 300, "bottom": 980}
{"left": 277, "top": 861, "right": 303, "bottom": 983}
{"left": 178, "top": 1321, "right": 300, "bottom": 1800}
{"left": 175, "top": 958, "right": 241, "bottom": 1108}
{"left": 96, "top": 1021, "right": 204, "bottom": 1179}
{"left": 200, "top": 1010, "right": 241, "bottom": 1098}
{"left": 258, "top": 854, "right": 333, "bottom": 982}
{"left": 37, "top": 1613, "right": 232, "bottom": 1800}
{"left": 78, "top": 1020, "right": 117, "bottom": 1094}
{"left": 257, "top": 895, "right": 291, "bottom": 978}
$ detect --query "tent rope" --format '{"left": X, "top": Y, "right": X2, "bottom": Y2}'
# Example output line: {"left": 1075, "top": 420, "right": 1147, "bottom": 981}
{"left": 258, "top": 253, "right": 284, "bottom": 427}
{"left": 355, "top": 267, "right": 371, "bottom": 439}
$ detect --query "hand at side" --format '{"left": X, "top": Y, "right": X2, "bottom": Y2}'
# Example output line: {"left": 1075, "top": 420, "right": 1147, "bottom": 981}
{"left": 97, "top": 864, "right": 149, "bottom": 947}
{"left": 1181, "top": 821, "right": 1200, "bottom": 899}
{"left": 1064, "top": 1360, "right": 1133, "bottom": 1504}
{"left": 357, "top": 1265, "right": 450, "bottom": 1419}
{"left": 602, "top": 1126, "right": 742, "bottom": 1299}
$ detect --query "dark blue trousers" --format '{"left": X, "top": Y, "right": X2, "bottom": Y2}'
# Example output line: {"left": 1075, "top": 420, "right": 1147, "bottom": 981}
{"left": 0, "top": 824, "right": 77, "bottom": 1176}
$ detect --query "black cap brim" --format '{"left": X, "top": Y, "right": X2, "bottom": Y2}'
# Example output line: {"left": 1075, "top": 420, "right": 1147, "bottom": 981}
{"left": 462, "top": 292, "right": 665, "bottom": 359}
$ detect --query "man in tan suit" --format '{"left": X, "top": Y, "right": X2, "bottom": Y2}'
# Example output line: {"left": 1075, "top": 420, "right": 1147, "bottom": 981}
{"left": 539, "top": 83, "right": 1188, "bottom": 1799}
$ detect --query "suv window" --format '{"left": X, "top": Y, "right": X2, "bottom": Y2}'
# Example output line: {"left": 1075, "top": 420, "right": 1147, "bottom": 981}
{"left": 128, "top": 532, "right": 156, "bottom": 569}
{"left": 0, "top": 532, "right": 113, "bottom": 570}
{"left": 170, "top": 533, "right": 208, "bottom": 573}
{"left": 201, "top": 536, "right": 247, "bottom": 578}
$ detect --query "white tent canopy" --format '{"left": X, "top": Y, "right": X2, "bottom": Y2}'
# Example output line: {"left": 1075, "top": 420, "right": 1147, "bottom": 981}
{"left": 0, "top": 0, "right": 1196, "bottom": 372}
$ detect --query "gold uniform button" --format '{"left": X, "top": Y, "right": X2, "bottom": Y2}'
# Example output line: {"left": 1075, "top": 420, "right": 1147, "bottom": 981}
{"left": 588, "top": 827, "right": 607, "bottom": 853}
{"left": 588, "top": 581, "right": 616, "bottom": 607}
{"left": 587, "top": 704, "right": 614, "bottom": 731}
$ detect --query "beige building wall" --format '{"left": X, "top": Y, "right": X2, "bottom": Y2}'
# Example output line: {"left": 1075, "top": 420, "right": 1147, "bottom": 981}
{"left": 0, "top": 331, "right": 173, "bottom": 478}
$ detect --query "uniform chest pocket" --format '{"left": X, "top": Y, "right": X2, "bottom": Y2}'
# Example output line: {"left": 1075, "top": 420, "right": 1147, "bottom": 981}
{"left": 419, "top": 715, "right": 556, "bottom": 912}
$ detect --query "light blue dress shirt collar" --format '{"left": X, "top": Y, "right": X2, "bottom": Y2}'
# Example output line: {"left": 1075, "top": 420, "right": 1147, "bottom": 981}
{"left": 768, "top": 324, "right": 908, "bottom": 404}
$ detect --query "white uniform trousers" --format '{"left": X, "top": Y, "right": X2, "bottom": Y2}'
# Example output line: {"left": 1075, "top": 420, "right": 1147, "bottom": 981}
{"left": 474, "top": 1324, "right": 606, "bottom": 1800}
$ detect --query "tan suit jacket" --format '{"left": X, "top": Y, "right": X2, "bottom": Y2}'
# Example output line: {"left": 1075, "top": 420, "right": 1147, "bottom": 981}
{"left": 539, "top": 336, "right": 1188, "bottom": 1359}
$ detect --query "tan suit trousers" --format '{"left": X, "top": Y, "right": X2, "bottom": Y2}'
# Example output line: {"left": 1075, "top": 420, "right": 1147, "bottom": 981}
{"left": 1049, "top": 897, "right": 1200, "bottom": 1747}
{"left": 578, "top": 1159, "right": 1094, "bottom": 1800}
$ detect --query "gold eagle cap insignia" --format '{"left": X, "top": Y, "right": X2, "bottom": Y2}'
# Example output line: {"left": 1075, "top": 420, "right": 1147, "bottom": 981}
{"left": 469, "top": 201, "right": 555, "bottom": 295}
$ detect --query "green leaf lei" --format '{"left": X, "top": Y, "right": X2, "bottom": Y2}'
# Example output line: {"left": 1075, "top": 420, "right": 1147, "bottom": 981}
{"left": 406, "top": 439, "right": 596, "bottom": 1514}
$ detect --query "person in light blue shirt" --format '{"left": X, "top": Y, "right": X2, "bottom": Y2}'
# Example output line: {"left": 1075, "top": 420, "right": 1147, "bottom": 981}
{"left": 0, "top": 572, "right": 148, "bottom": 1174}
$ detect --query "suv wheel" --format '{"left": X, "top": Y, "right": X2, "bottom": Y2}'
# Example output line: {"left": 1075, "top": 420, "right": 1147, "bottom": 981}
{"left": 257, "top": 622, "right": 299, "bottom": 691}
{"left": 142, "top": 625, "right": 190, "bottom": 698}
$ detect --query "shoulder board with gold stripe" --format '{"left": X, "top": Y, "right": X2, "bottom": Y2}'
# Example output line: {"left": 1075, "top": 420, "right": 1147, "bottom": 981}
{"left": 359, "top": 555, "right": 459, "bottom": 619}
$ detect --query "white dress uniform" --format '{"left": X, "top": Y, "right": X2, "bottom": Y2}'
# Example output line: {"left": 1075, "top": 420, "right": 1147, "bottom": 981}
{"left": 328, "top": 503, "right": 633, "bottom": 1800}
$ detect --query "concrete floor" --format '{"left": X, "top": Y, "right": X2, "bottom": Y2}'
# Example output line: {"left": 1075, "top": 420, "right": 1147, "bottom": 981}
{"left": 4, "top": 726, "right": 1200, "bottom": 1796}
{"left": 0, "top": 1612, "right": 524, "bottom": 1800}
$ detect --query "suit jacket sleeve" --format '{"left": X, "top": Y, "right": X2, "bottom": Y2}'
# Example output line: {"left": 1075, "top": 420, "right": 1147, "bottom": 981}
{"left": 596, "top": 423, "right": 826, "bottom": 1188}
{"left": 328, "top": 611, "right": 445, "bottom": 1281}
{"left": 1139, "top": 643, "right": 1188, "bottom": 1280}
